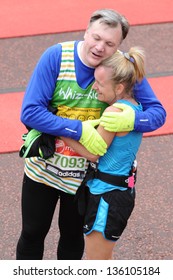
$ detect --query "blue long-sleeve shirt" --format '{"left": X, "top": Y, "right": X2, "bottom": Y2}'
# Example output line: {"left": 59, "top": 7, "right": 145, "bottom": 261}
{"left": 21, "top": 41, "right": 166, "bottom": 139}
{"left": 133, "top": 78, "right": 166, "bottom": 132}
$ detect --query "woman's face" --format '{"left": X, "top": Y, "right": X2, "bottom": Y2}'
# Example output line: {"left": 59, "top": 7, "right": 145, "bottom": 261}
{"left": 92, "top": 65, "right": 118, "bottom": 105}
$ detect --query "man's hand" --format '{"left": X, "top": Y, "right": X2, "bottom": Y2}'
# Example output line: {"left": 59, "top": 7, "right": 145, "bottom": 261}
{"left": 100, "top": 103, "right": 135, "bottom": 132}
{"left": 79, "top": 119, "right": 107, "bottom": 156}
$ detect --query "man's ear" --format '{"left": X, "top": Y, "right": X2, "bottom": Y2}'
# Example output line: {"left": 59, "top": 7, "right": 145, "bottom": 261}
{"left": 84, "top": 29, "right": 89, "bottom": 40}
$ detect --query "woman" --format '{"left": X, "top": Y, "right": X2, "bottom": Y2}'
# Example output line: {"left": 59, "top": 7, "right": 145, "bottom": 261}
{"left": 61, "top": 46, "right": 145, "bottom": 259}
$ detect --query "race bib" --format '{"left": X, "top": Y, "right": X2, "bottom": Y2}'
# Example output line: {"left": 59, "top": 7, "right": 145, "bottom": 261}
{"left": 45, "top": 139, "right": 88, "bottom": 179}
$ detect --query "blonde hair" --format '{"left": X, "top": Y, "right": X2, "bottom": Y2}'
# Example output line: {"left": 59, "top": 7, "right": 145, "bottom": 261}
{"left": 101, "top": 46, "right": 146, "bottom": 93}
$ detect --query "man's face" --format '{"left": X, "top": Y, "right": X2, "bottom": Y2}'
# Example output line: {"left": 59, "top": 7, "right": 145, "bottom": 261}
{"left": 82, "top": 20, "right": 122, "bottom": 67}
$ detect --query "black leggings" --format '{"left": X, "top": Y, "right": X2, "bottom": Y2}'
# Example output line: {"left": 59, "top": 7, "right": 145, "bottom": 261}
{"left": 16, "top": 174, "right": 84, "bottom": 260}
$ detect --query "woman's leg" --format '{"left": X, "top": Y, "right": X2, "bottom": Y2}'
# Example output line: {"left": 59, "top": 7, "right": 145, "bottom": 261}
{"left": 85, "top": 231, "right": 115, "bottom": 260}
{"left": 16, "top": 174, "right": 59, "bottom": 260}
{"left": 83, "top": 189, "right": 135, "bottom": 260}
{"left": 57, "top": 191, "right": 85, "bottom": 260}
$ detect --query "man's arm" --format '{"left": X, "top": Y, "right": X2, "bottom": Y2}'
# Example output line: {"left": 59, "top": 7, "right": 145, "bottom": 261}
{"left": 20, "top": 44, "right": 83, "bottom": 140}
{"left": 100, "top": 77, "right": 166, "bottom": 133}
{"left": 61, "top": 106, "right": 120, "bottom": 160}
{"left": 133, "top": 77, "right": 166, "bottom": 132}
{"left": 20, "top": 44, "right": 107, "bottom": 155}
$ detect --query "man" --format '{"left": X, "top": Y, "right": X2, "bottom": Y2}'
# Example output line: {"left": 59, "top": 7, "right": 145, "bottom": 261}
{"left": 16, "top": 9, "right": 166, "bottom": 260}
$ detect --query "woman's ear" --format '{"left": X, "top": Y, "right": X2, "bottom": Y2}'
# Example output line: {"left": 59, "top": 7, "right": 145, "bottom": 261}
{"left": 115, "top": 83, "right": 124, "bottom": 97}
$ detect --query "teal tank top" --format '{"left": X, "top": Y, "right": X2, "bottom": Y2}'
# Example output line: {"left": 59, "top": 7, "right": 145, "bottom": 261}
{"left": 87, "top": 100, "right": 143, "bottom": 194}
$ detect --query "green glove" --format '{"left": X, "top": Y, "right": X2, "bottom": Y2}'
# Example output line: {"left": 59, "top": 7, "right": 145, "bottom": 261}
{"left": 79, "top": 119, "right": 107, "bottom": 156}
{"left": 19, "top": 129, "right": 42, "bottom": 158}
{"left": 100, "top": 103, "right": 135, "bottom": 132}
{"left": 19, "top": 129, "right": 55, "bottom": 159}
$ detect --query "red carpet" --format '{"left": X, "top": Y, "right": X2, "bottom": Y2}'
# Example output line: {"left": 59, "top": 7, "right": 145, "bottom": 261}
{"left": 0, "top": 76, "right": 172, "bottom": 154}
{"left": 0, "top": 0, "right": 173, "bottom": 38}
{"left": 0, "top": 92, "right": 26, "bottom": 154}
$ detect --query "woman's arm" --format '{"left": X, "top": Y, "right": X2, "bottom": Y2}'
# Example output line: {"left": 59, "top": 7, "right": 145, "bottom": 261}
{"left": 61, "top": 106, "right": 119, "bottom": 161}
{"left": 61, "top": 136, "right": 99, "bottom": 162}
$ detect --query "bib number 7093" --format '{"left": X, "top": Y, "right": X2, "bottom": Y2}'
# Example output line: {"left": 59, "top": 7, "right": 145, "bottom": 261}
{"left": 46, "top": 154, "right": 86, "bottom": 169}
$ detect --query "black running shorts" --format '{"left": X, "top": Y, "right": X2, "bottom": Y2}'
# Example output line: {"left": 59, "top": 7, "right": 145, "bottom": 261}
{"left": 83, "top": 187, "right": 135, "bottom": 241}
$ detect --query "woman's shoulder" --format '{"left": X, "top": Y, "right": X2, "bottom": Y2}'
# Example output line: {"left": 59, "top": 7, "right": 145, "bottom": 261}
{"left": 104, "top": 104, "right": 122, "bottom": 113}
